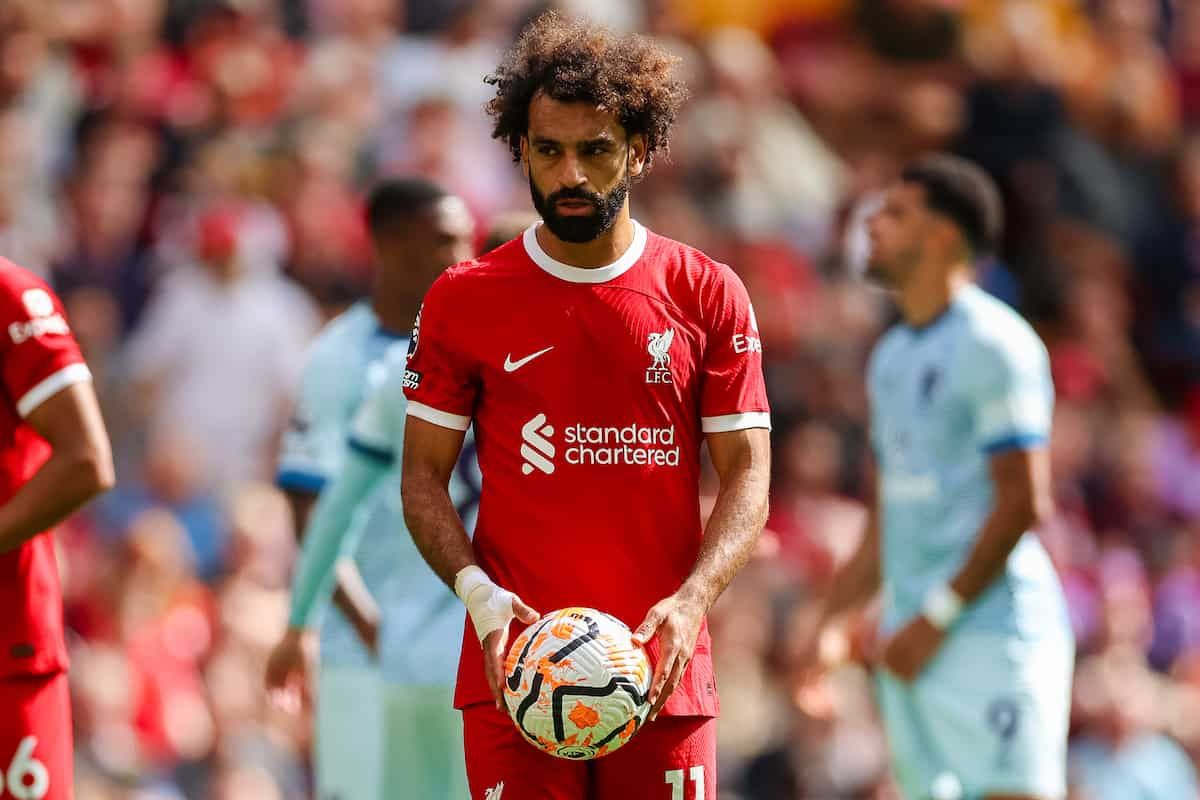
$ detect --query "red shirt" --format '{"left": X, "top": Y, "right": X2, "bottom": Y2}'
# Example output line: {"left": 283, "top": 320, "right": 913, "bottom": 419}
{"left": 0, "top": 259, "right": 91, "bottom": 679}
{"left": 404, "top": 222, "right": 770, "bottom": 716}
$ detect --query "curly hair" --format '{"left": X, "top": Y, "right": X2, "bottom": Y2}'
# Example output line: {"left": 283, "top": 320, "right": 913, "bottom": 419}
{"left": 485, "top": 12, "right": 689, "bottom": 169}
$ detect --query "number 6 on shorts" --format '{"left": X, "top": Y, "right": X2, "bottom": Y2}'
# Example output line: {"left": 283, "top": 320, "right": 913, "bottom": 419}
{"left": 0, "top": 737, "right": 50, "bottom": 800}
{"left": 664, "top": 766, "right": 704, "bottom": 800}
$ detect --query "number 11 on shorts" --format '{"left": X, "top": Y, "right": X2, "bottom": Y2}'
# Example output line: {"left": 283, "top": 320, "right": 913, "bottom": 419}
{"left": 665, "top": 766, "right": 705, "bottom": 800}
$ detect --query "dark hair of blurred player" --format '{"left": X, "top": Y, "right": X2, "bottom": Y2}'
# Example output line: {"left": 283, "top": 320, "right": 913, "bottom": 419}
{"left": 866, "top": 153, "right": 1004, "bottom": 297}
{"left": 365, "top": 178, "right": 475, "bottom": 334}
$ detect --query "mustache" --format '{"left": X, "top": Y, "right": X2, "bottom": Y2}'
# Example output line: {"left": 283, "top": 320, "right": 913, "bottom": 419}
{"left": 546, "top": 188, "right": 601, "bottom": 205}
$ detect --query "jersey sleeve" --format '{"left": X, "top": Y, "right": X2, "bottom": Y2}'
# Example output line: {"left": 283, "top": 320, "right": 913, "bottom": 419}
{"left": 348, "top": 357, "right": 404, "bottom": 465}
{"left": 276, "top": 340, "right": 347, "bottom": 493}
{"left": 965, "top": 331, "right": 1054, "bottom": 454}
{"left": 402, "top": 271, "right": 478, "bottom": 431}
{"left": 0, "top": 276, "right": 90, "bottom": 418}
{"left": 698, "top": 265, "right": 771, "bottom": 433}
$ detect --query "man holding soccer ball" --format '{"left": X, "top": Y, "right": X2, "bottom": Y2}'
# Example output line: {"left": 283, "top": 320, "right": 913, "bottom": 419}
{"left": 401, "top": 11, "right": 771, "bottom": 799}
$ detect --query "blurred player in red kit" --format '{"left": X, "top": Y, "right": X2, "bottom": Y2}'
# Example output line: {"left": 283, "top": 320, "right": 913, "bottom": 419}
{"left": 401, "top": 12, "right": 771, "bottom": 799}
{"left": 0, "top": 258, "right": 114, "bottom": 800}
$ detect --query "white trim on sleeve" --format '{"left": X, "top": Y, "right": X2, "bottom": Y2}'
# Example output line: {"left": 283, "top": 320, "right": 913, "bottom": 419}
{"left": 406, "top": 401, "right": 471, "bottom": 431}
{"left": 17, "top": 363, "right": 92, "bottom": 418}
{"left": 701, "top": 412, "right": 772, "bottom": 433}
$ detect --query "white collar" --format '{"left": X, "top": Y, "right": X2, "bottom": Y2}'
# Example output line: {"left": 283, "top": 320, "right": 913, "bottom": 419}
{"left": 522, "top": 220, "right": 647, "bottom": 284}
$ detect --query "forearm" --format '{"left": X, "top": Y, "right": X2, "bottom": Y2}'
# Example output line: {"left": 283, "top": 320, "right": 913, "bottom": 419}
{"left": 332, "top": 560, "right": 380, "bottom": 632}
{"left": 288, "top": 453, "right": 387, "bottom": 628}
{"left": 401, "top": 470, "right": 475, "bottom": 589}
{"left": 817, "top": 511, "right": 880, "bottom": 623}
{"left": 679, "top": 464, "right": 770, "bottom": 612}
{"left": 0, "top": 450, "right": 111, "bottom": 553}
{"left": 947, "top": 499, "right": 1036, "bottom": 605}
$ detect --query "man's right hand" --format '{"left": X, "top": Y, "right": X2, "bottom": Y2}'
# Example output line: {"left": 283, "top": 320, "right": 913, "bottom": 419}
{"left": 265, "top": 627, "right": 317, "bottom": 713}
{"left": 482, "top": 600, "right": 538, "bottom": 711}
{"left": 454, "top": 566, "right": 540, "bottom": 710}
{"left": 791, "top": 608, "right": 842, "bottom": 686}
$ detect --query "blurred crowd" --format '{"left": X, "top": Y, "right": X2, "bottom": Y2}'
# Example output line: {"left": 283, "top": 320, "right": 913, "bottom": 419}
{"left": 2, "top": 0, "right": 1200, "bottom": 797}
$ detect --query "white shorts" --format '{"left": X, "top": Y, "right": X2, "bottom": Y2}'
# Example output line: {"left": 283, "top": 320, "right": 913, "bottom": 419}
{"left": 315, "top": 666, "right": 465, "bottom": 800}
{"left": 876, "top": 631, "right": 1074, "bottom": 799}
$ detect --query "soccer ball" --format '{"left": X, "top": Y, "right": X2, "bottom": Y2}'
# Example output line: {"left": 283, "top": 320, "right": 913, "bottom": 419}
{"left": 502, "top": 607, "right": 652, "bottom": 760}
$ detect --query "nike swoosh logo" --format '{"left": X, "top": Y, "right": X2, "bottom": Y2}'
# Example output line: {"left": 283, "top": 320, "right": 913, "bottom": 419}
{"left": 504, "top": 346, "right": 554, "bottom": 372}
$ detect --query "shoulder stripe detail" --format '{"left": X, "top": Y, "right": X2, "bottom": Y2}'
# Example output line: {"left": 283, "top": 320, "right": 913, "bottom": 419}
{"left": 701, "top": 412, "right": 772, "bottom": 433}
{"left": 348, "top": 436, "right": 395, "bottom": 464}
{"left": 276, "top": 468, "right": 327, "bottom": 494}
{"left": 17, "top": 362, "right": 92, "bottom": 418}
{"left": 407, "top": 402, "right": 471, "bottom": 431}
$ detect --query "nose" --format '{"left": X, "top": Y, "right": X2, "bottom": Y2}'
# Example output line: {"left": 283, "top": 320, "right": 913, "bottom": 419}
{"left": 558, "top": 152, "right": 587, "bottom": 189}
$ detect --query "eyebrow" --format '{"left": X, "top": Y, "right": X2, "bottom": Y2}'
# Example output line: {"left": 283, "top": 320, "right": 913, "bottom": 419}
{"left": 530, "top": 135, "right": 618, "bottom": 148}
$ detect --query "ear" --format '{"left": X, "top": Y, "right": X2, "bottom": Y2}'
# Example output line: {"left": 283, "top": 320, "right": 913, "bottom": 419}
{"left": 520, "top": 135, "right": 530, "bottom": 179}
{"left": 938, "top": 218, "right": 970, "bottom": 260}
{"left": 627, "top": 133, "right": 647, "bottom": 178}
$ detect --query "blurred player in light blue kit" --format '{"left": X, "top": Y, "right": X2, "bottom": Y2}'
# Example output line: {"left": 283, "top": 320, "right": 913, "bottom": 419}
{"left": 803, "top": 154, "right": 1073, "bottom": 800}
{"left": 265, "top": 178, "right": 477, "bottom": 799}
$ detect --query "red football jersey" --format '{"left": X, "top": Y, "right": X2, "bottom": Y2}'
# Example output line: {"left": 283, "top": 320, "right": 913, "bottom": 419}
{"left": 404, "top": 222, "right": 770, "bottom": 716}
{"left": 0, "top": 259, "right": 91, "bottom": 679}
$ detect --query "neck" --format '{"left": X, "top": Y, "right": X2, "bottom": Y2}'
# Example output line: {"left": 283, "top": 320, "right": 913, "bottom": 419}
{"left": 897, "top": 262, "right": 970, "bottom": 328}
{"left": 535, "top": 205, "right": 634, "bottom": 268}
{"left": 371, "top": 281, "right": 420, "bottom": 334}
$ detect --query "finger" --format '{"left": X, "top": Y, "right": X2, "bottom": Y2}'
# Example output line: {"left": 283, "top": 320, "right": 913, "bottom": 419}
{"left": 648, "top": 642, "right": 677, "bottom": 707}
{"left": 270, "top": 686, "right": 299, "bottom": 714}
{"left": 265, "top": 656, "right": 292, "bottom": 691}
{"left": 300, "top": 675, "right": 313, "bottom": 709}
{"left": 632, "top": 606, "right": 666, "bottom": 646}
{"left": 484, "top": 631, "right": 509, "bottom": 710}
{"left": 650, "top": 655, "right": 688, "bottom": 722}
{"left": 512, "top": 596, "right": 540, "bottom": 625}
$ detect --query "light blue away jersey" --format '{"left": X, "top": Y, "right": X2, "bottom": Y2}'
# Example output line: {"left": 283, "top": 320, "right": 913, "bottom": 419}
{"left": 347, "top": 344, "right": 479, "bottom": 684}
{"left": 868, "top": 285, "right": 1070, "bottom": 639}
{"left": 278, "top": 301, "right": 480, "bottom": 679}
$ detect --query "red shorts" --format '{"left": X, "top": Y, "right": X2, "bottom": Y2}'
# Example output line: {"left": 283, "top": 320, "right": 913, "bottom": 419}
{"left": 463, "top": 703, "right": 715, "bottom": 800}
{"left": 0, "top": 673, "right": 72, "bottom": 800}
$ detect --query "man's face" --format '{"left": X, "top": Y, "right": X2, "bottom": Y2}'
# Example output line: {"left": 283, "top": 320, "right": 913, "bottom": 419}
{"left": 522, "top": 93, "right": 645, "bottom": 243}
{"left": 865, "top": 182, "right": 932, "bottom": 288}
{"left": 379, "top": 195, "right": 475, "bottom": 292}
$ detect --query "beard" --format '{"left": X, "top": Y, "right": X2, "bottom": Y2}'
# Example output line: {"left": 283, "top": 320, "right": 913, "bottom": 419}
{"left": 529, "top": 171, "right": 629, "bottom": 244}
{"left": 864, "top": 259, "right": 898, "bottom": 287}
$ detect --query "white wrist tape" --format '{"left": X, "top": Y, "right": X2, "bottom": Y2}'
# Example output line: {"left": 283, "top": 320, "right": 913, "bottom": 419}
{"left": 921, "top": 583, "right": 964, "bottom": 630}
{"left": 454, "top": 565, "right": 518, "bottom": 642}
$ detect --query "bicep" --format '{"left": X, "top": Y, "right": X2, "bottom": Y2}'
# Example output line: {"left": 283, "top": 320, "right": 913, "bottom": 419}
{"left": 26, "top": 380, "right": 111, "bottom": 457}
{"left": 705, "top": 427, "right": 771, "bottom": 485}
{"left": 987, "top": 446, "right": 1052, "bottom": 516}
{"left": 402, "top": 416, "right": 467, "bottom": 487}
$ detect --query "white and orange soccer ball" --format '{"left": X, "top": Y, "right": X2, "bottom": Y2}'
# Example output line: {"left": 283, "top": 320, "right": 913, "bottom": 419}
{"left": 502, "top": 607, "right": 652, "bottom": 760}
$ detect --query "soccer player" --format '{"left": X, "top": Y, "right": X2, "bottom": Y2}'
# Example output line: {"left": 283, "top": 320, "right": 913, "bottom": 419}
{"left": 801, "top": 155, "right": 1073, "bottom": 800}
{"left": 0, "top": 257, "right": 114, "bottom": 800}
{"left": 267, "top": 178, "right": 475, "bottom": 800}
{"left": 401, "top": 13, "right": 772, "bottom": 799}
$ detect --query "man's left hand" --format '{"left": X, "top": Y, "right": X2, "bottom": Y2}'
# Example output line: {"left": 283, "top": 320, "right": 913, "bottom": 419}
{"left": 879, "top": 615, "right": 945, "bottom": 682}
{"left": 632, "top": 591, "right": 706, "bottom": 721}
